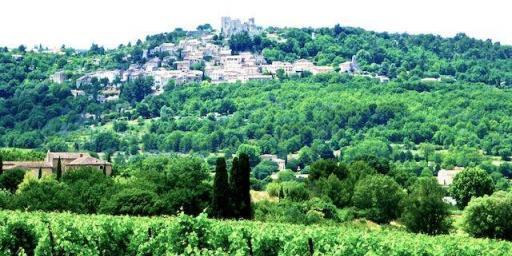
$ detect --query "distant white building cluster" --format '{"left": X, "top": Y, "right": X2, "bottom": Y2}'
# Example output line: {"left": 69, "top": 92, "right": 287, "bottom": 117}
{"left": 221, "top": 17, "right": 262, "bottom": 38}
{"left": 52, "top": 17, "right": 386, "bottom": 103}
{"left": 263, "top": 59, "right": 335, "bottom": 76}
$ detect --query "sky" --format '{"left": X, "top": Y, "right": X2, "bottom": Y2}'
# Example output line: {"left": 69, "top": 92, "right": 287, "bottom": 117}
{"left": 1, "top": 0, "right": 510, "bottom": 49}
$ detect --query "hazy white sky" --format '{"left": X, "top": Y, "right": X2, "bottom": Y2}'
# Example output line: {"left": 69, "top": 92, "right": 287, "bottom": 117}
{"left": 1, "top": 0, "right": 510, "bottom": 49}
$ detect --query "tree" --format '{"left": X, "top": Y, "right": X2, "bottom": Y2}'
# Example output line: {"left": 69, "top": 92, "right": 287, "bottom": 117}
{"left": 236, "top": 144, "right": 261, "bottom": 166}
{"left": 449, "top": 167, "right": 494, "bottom": 208}
{"left": 419, "top": 143, "right": 435, "bottom": 163}
{"left": 343, "top": 139, "right": 392, "bottom": 162}
{"left": 352, "top": 175, "right": 405, "bottom": 223}
{"left": 238, "top": 153, "right": 252, "bottom": 219}
{"left": 401, "top": 177, "right": 451, "bottom": 235}
{"left": 197, "top": 24, "right": 213, "bottom": 32}
{"left": 230, "top": 154, "right": 252, "bottom": 219}
{"left": 229, "top": 32, "right": 254, "bottom": 52}
{"left": 462, "top": 191, "right": 512, "bottom": 240}
{"left": 14, "top": 178, "right": 77, "bottom": 212}
{"left": 308, "top": 159, "right": 347, "bottom": 181}
{"left": 62, "top": 167, "right": 114, "bottom": 214}
{"left": 211, "top": 158, "right": 230, "bottom": 218}
{"left": 229, "top": 156, "right": 241, "bottom": 217}
{"left": 99, "top": 188, "right": 161, "bottom": 216}
{"left": 0, "top": 154, "right": 3, "bottom": 175}
{"left": 55, "top": 157, "right": 62, "bottom": 181}
{"left": 253, "top": 160, "right": 278, "bottom": 180}
{"left": 0, "top": 169, "right": 25, "bottom": 193}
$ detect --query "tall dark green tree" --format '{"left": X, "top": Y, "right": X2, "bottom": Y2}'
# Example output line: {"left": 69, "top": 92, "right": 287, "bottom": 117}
{"left": 37, "top": 167, "right": 42, "bottom": 179}
{"left": 0, "top": 154, "right": 3, "bottom": 175}
{"left": 55, "top": 157, "right": 62, "bottom": 181}
{"left": 229, "top": 157, "right": 241, "bottom": 218}
{"left": 238, "top": 153, "right": 252, "bottom": 219}
{"left": 211, "top": 157, "right": 230, "bottom": 218}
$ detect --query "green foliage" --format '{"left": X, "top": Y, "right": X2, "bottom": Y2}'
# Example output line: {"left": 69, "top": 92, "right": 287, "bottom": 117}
{"left": 401, "top": 177, "right": 451, "bottom": 235}
{"left": 13, "top": 177, "right": 77, "bottom": 212}
{"left": 344, "top": 139, "right": 392, "bottom": 162}
{"left": 231, "top": 153, "right": 252, "bottom": 219}
{"left": 0, "top": 189, "right": 12, "bottom": 209}
{"left": 265, "top": 181, "right": 309, "bottom": 202}
{"left": 0, "top": 210, "right": 510, "bottom": 255}
{"left": 277, "top": 170, "right": 296, "bottom": 182}
{"left": 463, "top": 191, "right": 512, "bottom": 240}
{"left": 0, "top": 169, "right": 25, "bottom": 193}
{"left": 449, "top": 167, "right": 495, "bottom": 208}
{"left": 99, "top": 188, "right": 161, "bottom": 216}
{"left": 211, "top": 158, "right": 230, "bottom": 218}
{"left": 55, "top": 157, "right": 62, "bottom": 181}
{"left": 253, "top": 160, "right": 278, "bottom": 180}
{"left": 0, "top": 221, "right": 37, "bottom": 256}
{"left": 0, "top": 149, "right": 44, "bottom": 161}
{"left": 352, "top": 175, "right": 405, "bottom": 223}
{"left": 308, "top": 159, "right": 347, "bottom": 180}
{"left": 61, "top": 167, "right": 114, "bottom": 214}
{"left": 113, "top": 121, "right": 129, "bottom": 132}
{"left": 236, "top": 144, "right": 261, "bottom": 166}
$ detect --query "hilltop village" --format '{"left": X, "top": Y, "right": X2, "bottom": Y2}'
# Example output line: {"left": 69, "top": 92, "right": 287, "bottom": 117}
{"left": 49, "top": 17, "right": 375, "bottom": 102}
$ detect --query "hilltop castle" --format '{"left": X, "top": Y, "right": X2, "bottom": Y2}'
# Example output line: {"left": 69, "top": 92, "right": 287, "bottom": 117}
{"left": 221, "top": 17, "right": 262, "bottom": 38}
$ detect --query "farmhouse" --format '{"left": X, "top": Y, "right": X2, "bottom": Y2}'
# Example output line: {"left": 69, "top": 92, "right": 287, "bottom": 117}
{"left": 2, "top": 151, "right": 112, "bottom": 177}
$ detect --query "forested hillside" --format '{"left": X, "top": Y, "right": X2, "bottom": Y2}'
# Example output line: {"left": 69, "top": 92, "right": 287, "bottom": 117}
{"left": 1, "top": 24, "right": 512, "bottom": 152}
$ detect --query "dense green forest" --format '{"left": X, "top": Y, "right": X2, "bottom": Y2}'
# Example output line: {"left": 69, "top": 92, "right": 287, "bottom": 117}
{"left": 1, "top": 24, "right": 512, "bottom": 153}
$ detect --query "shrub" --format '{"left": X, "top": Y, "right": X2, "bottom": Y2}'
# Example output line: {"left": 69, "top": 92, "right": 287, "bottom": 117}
{"left": 462, "top": 191, "right": 512, "bottom": 240}
{"left": 449, "top": 167, "right": 494, "bottom": 208}
{"left": 0, "top": 189, "right": 13, "bottom": 209}
{"left": 13, "top": 177, "right": 77, "bottom": 212}
{"left": 99, "top": 188, "right": 161, "bottom": 216}
{"left": 0, "top": 169, "right": 26, "bottom": 193}
{"left": 352, "top": 174, "right": 405, "bottom": 223}
{"left": 0, "top": 221, "right": 37, "bottom": 256}
{"left": 281, "top": 182, "right": 310, "bottom": 202}
{"left": 266, "top": 182, "right": 282, "bottom": 198}
{"left": 277, "top": 170, "right": 296, "bottom": 182}
{"left": 401, "top": 177, "right": 451, "bottom": 234}
{"left": 253, "top": 160, "right": 278, "bottom": 180}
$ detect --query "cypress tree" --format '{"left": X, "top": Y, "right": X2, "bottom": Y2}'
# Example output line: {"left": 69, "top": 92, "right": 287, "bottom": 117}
{"left": 55, "top": 157, "right": 62, "bottom": 181}
{"left": 212, "top": 157, "right": 230, "bottom": 218}
{"left": 230, "top": 157, "right": 241, "bottom": 218}
{"left": 0, "top": 154, "right": 3, "bottom": 175}
{"left": 38, "top": 167, "right": 42, "bottom": 179}
{"left": 238, "top": 153, "right": 252, "bottom": 219}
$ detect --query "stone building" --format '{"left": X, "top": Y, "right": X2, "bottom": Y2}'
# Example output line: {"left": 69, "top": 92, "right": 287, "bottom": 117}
{"left": 2, "top": 151, "right": 112, "bottom": 177}
{"left": 221, "top": 17, "right": 262, "bottom": 38}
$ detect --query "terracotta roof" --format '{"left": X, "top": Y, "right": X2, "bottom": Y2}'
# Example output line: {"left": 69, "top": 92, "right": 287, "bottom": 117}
{"left": 67, "top": 156, "right": 111, "bottom": 166}
{"left": 3, "top": 161, "right": 52, "bottom": 169}
{"left": 47, "top": 152, "right": 90, "bottom": 159}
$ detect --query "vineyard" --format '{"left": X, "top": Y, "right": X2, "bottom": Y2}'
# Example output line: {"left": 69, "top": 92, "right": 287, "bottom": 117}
{"left": 0, "top": 211, "right": 511, "bottom": 255}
